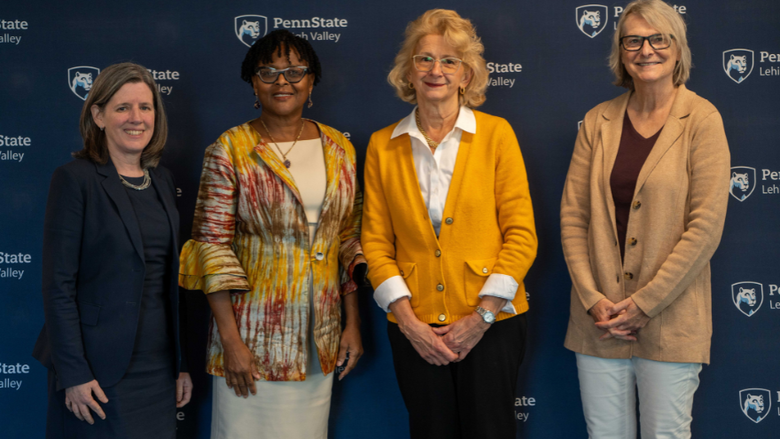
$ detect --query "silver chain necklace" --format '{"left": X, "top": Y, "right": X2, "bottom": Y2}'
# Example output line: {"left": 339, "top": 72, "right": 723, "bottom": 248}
{"left": 119, "top": 169, "right": 151, "bottom": 191}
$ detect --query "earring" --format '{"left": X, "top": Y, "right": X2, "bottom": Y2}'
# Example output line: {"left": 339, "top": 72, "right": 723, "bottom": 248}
{"left": 308, "top": 94, "right": 314, "bottom": 109}
{"left": 459, "top": 86, "right": 466, "bottom": 95}
{"left": 254, "top": 97, "right": 260, "bottom": 110}
{"left": 408, "top": 82, "right": 414, "bottom": 89}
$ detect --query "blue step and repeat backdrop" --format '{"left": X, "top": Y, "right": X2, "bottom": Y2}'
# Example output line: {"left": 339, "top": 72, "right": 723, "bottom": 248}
{"left": 1, "top": 0, "right": 779, "bottom": 437}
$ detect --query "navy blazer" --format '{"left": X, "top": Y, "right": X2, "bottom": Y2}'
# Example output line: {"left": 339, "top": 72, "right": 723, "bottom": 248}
{"left": 32, "top": 158, "right": 185, "bottom": 391}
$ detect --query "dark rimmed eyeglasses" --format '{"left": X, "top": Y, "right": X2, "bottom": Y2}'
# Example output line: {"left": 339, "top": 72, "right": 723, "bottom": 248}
{"left": 412, "top": 55, "right": 463, "bottom": 74}
{"left": 255, "top": 66, "right": 310, "bottom": 83}
{"left": 620, "top": 34, "right": 673, "bottom": 51}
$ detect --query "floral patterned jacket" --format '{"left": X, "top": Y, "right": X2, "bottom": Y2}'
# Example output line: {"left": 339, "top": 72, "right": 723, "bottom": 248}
{"left": 180, "top": 120, "right": 364, "bottom": 380}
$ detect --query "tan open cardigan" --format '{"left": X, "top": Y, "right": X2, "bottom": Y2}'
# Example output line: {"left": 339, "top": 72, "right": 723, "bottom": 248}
{"left": 561, "top": 85, "right": 730, "bottom": 364}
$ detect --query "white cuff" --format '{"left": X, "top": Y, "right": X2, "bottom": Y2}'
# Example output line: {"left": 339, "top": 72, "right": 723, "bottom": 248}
{"left": 477, "top": 273, "right": 518, "bottom": 314}
{"left": 373, "top": 275, "right": 412, "bottom": 313}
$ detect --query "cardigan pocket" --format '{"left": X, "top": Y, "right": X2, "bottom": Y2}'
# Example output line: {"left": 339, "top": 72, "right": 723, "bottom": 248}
{"left": 397, "top": 261, "right": 419, "bottom": 308}
{"left": 464, "top": 258, "right": 497, "bottom": 307}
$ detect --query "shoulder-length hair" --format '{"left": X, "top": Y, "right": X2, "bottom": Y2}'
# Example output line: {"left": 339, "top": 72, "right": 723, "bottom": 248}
{"left": 74, "top": 62, "right": 168, "bottom": 169}
{"left": 387, "top": 9, "right": 489, "bottom": 108}
{"left": 609, "top": 0, "right": 692, "bottom": 89}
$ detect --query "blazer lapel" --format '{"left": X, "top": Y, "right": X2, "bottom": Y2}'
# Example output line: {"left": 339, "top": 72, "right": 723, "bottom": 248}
{"left": 250, "top": 125, "right": 304, "bottom": 206}
{"left": 96, "top": 161, "right": 145, "bottom": 262}
{"left": 634, "top": 86, "right": 690, "bottom": 196}
{"left": 601, "top": 92, "right": 631, "bottom": 239}
{"left": 315, "top": 125, "right": 344, "bottom": 234}
{"left": 600, "top": 92, "right": 631, "bottom": 244}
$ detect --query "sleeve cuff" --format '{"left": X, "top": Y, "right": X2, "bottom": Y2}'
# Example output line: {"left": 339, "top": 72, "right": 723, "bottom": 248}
{"left": 478, "top": 273, "right": 518, "bottom": 314}
{"left": 373, "top": 275, "right": 412, "bottom": 312}
{"left": 178, "top": 240, "right": 250, "bottom": 294}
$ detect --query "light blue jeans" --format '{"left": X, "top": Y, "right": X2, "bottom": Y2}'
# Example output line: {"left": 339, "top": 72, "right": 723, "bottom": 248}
{"left": 576, "top": 353, "right": 702, "bottom": 439}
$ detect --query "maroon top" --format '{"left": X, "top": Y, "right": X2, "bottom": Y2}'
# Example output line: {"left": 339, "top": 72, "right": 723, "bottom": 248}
{"left": 610, "top": 112, "right": 662, "bottom": 261}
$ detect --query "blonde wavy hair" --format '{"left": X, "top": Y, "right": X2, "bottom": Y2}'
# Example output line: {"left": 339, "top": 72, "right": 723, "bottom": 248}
{"left": 387, "top": 9, "right": 488, "bottom": 108}
{"left": 609, "top": 0, "right": 692, "bottom": 89}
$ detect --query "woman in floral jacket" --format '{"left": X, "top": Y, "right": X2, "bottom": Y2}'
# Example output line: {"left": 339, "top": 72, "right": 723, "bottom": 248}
{"left": 179, "top": 30, "right": 366, "bottom": 439}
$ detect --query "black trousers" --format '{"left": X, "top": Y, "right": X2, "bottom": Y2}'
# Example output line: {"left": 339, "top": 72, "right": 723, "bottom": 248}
{"left": 388, "top": 314, "right": 527, "bottom": 439}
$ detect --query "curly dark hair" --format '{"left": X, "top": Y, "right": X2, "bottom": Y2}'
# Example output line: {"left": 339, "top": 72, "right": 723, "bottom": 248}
{"left": 240, "top": 30, "right": 321, "bottom": 86}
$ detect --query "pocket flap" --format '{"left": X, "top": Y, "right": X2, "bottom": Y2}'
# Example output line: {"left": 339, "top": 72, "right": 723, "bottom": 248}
{"left": 397, "top": 261, "right": 416, "bottom": 279}
{"left": 77, "top": 301, "right": 101, "bottom": 326}
{"left": 465, "top": 258, "right": 498, "bottom": 277}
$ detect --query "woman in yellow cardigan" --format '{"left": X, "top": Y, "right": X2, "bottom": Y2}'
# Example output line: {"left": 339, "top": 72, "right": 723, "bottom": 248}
{"left": 361, "top": 9, "right": 537, "bottom": 439}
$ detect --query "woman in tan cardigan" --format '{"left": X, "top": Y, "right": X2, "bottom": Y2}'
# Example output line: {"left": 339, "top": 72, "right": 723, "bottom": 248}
{"left": 362, "top": 9, "right": 537, "bottom": 439}
{"left": 561, "top": 1, "right": 730, "bottom": 438}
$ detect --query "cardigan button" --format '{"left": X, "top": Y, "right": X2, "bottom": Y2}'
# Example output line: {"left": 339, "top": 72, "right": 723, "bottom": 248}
{"left": 315, "top": 252, "right": 324, "bottom": 261}
{"left": 624, "top": 272, "right": 634, "bottom": 280}
{"left": 482, "top": 267, "right": 489, "bottom": 274}
{"left": 436, "top": 284, "right": 444, "bottom": 292}
{"left": 633, "top": 200, "right": 642, "bottom": 209}
{"left": 630, "top": 237, "right": 637, "bottom": 246}
{"left": 438, "top": 314, "right": 446, "bottom": 322}
{"left": 445, "top": 217, "right": 454, "bottom": 225}
{"left": 435, "top": 250, "right": 441, "bottom": 257}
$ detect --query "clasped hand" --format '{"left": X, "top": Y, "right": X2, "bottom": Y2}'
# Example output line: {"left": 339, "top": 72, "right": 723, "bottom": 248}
{"left": 589, "top": 297, "right": 650, "bottom": 341}
{"left": 401, "top": 312, "right": 489, "bottom": 365}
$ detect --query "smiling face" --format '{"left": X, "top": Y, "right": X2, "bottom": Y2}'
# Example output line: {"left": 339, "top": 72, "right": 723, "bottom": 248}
{"left": 408, "top": 34, "right": 471, "bottom": 108}
{"left": 620, "top": 14, "right": 680, "bottom": 88}
{"left": 252, "top": 46, "right": 313, "bottom": 118}
{"left": 91, "top": 81, "right": 155, "bottom": 161}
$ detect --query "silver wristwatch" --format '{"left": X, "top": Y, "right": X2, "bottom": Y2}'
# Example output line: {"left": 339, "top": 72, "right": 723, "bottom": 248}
{"left": 475, "top": 306, "right": 496, "bottom": 324}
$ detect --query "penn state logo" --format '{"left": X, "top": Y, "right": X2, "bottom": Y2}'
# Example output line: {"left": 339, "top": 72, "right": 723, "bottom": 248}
{"left": 723, "top": 49, "right": 754, "bottom": 84}
{"left": 576, "top": 5, "right": 608, "bottom": 38}
{"left": 729, "top": 166, "right": 756, "bottom": 202}
{"left": 732, "top": 281, "right": 763, "bottom": 317}
{"left": 67, "top": 66, "right": 100, "bottom": 101}
{"left": 739, "top": 389, "right": 771, "bottom": 424}
{"left": 235, "top": 15, "right": 267, "bottom": 47}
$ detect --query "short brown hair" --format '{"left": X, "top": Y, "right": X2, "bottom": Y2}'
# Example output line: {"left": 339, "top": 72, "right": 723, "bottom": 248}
{"left": 609, "top": 0, "right": 691, "bottom": 89}
{"left": 74, "top": 62, "right": 168, "bottom": 168}
{"left": 387, "top": 9, "right": 488, "bottom": 108}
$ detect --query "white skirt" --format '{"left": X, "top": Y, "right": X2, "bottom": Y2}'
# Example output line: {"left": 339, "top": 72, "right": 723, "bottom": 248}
{"left": 211, "top": 279, "right": 334, "bottom": 439}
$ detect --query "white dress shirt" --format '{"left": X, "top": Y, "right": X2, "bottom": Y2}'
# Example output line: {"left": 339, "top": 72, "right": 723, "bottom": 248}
{"left": 373, "top": 106, "right": 518, "bottom": 315}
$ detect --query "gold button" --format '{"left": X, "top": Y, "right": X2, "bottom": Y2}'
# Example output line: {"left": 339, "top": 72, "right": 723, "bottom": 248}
{"left": 445, "top": 217, "right": 453, "bottom": 225}
{"left": 633, "top": 201, "right": 641, "bottom": 209}
{"left": 482, "top": 267, "right": 488, "bottom": 274}
{"left": 435, "top": 250, "right": 441, "bottom": 257}
{"left": 624, "top": 272, "right": 633, "bottom": 280}
{"left": 437, "top": 284, "right": 444, "bottom": 291}
{"left": 438, "top": 314, "right": 446, "bottom": 322}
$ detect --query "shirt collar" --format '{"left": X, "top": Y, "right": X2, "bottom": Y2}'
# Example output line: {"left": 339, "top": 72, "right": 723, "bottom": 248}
{"left": 391, "top": 106, "right": 476, "bottom": 139}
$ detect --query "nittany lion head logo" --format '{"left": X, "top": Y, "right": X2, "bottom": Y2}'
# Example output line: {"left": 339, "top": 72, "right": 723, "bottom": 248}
{"left": 68, "top": 66, "right": 100, "bottom": 101}
{"left": 730, "top": 166, "right": 756, "bottom": 202}
{"left": 732, "top": 281, "right": 763, "bottom": 317}
{"left": 576, "top": 5, "right": 608, "bottom": 38}
{"left": 723, "top": 49, "right": 754, "bottom": 84}
{"left": 235, "top": 15, "right": 267, "bottom": 47}
{"left": 740, "top": 389, "right": 771, "bottom": 424}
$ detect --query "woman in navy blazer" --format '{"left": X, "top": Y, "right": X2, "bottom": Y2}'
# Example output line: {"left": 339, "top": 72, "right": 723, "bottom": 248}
{"left": 32, "top": 63, "right": 192, "bottom": 439}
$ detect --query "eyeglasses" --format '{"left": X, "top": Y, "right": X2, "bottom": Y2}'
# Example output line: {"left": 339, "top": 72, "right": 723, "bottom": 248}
{"left": 412, "top": 55, "right": 463, "bottom": 74}
{"left": 620, "top": 34, "right": 673, "bottom": 51}
{"left": 255, "top": 66, "right": 310, "bottom": 83}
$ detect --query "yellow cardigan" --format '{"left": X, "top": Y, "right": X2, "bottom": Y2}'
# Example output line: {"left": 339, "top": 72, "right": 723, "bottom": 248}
{"left": 362, "top": 110, "right": 537, "bottom": 324}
